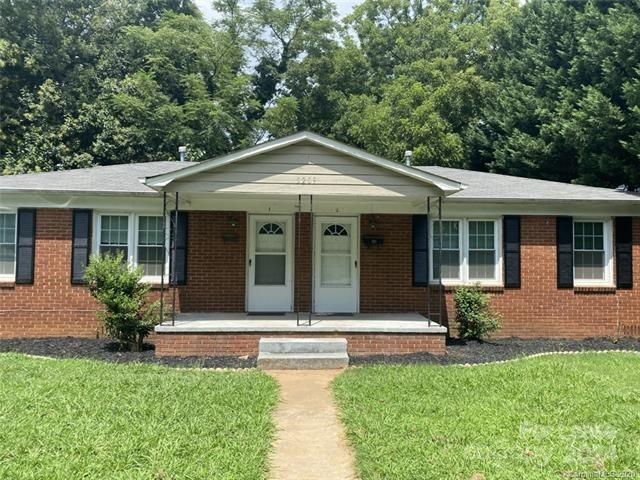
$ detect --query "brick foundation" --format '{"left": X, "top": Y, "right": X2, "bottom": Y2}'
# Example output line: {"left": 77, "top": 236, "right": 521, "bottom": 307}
{"left": 154, "top": 331, "right": 447, "bottom": 357}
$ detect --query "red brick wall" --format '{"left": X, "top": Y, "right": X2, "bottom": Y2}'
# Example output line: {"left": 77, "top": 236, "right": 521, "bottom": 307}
{"left": 178, "top": 211, "right": 246, "bottom": 312}
{"left": 294, "top": 213, "right": 312, "bottom": 312}
{"left": 359, "top": 214, "right": 640, "bottom": 339}
{"left": 155, "top": 332, "right": 446, "bottom": 357}
{"left": 2, "top": 209, "right": 639, "bottom": 342}
{"left": 0, "top": 209, "right": 100, "bottom": 337}
{"left": 0, "top": 209, "right": 179, "bottom": 338}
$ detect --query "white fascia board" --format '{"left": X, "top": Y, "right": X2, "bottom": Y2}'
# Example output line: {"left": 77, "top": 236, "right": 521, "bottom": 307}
{"left": 142, "top": 131, "right": 466, "bottom": 195}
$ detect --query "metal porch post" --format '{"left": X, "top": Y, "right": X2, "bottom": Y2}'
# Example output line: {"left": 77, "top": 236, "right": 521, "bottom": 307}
{"left": 438, "top": 196, "right": 443, "bottom": 327}
{"left": 308, "top": 195, "right": 314, "bottom": 326}
{"left": 160, "top": 192, "right": 167, "bottom": 324}
{"left": 171, "top": 192, "right": 179, "bottom": 326}
{"left": 296, "top": 195, "right": 301, "bottom": 326}
{"left": 426, "top": 196, "right": 431, "bottom": 327}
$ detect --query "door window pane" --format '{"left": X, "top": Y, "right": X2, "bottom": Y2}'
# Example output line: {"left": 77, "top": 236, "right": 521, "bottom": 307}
{"left": 321, "top": 256, "right": 351, "bottom": 286}
{"left": 100, "top": 215, "right": 129, "bottom": 258}
{"left": 321, "top": 224, "right": 352, "bottom": 286}
{"left": 468, "top": 220, "right": 496, "bottom": 280}
{"left": 256, "top": 223, "right": 285, "bottom": 253}
{"left": 432, "top": 220, "right": 460, "bottom": 280}
{"left": 137, "top": 216, "right": 164, "bottom": 276}
{"left": 254, "top": 221, "right": 286, "bottom": 285}
{"left": 0, "top": 213, "right": 16, "bottom": 275}
{"left": 574, "top": 221, "right": 606, "bottom": 280}
{"left": 321, "top": 224, "right": 350, "bottom": 253}
{"left": 255, "top": 255, "right": 285, "bottom": 285}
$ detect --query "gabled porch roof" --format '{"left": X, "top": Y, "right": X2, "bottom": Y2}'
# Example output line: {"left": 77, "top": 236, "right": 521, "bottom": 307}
{"left": 141, "top": 131, "right": 465, "bottom": 199}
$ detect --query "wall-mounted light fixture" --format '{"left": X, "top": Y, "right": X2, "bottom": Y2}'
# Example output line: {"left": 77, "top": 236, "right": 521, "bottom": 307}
{"left": 227, "top": 216, "right": 239, "bottom": 227}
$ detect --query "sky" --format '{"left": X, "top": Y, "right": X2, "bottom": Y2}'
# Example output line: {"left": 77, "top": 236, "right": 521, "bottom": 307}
{"left": 193, "top": 0, "right": 360, "bottom": 22}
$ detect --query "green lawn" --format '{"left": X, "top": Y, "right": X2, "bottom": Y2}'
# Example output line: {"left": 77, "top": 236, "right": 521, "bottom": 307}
{"left": 0, "top": 354, "right": 279, "bottom": 480}
{"left": 333, "top": 353, "right": 640, "bottom": 480}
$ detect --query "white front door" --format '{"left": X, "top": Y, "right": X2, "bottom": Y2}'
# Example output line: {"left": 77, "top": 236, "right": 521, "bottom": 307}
{"left": 247, "top": 215, "right": 293, "bottom": 312}
{"left": 314, "top": 216, "right": 359, "bottom": 313}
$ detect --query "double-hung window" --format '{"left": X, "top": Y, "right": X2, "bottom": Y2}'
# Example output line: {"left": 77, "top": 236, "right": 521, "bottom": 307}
{"left": 573, "top": 220, "right": 612, "bottom": 285}
{"left": 430, "top": 218, "right": 501, "bottom": 284}
{"left": 96, "top": 213, "right": 167, "bottom": 281}
{"left": 0, "top": 212, "right": 17, "bottom": 278}
{"left": 468, "top": 221, "right": 497, "bottom": 280}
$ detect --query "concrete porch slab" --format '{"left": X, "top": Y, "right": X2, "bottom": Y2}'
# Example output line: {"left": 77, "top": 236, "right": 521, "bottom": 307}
{"left": 154, "top": 312, "right": 447, "bottom": 334}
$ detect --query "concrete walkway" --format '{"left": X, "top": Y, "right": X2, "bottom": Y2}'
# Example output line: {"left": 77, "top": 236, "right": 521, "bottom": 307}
{"left": 267, "top": 370, "right": 357, "bottom": 480}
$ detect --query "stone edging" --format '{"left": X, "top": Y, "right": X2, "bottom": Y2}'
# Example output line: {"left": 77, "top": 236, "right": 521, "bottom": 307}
{"left": 455, "top": 349, "right": 640, "bottom": 368}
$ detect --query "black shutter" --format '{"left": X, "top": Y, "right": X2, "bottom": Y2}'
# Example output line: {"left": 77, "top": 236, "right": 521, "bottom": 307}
{"left": 170, "top": 211, "right": 188, "bottom": 285}
{"left": 556, "top": 216, "right": 573, "bottom": 288}
{"left": 503, "top": 216, "right": 521, "bottom": 288}
{"left": 71, "top": 209, "right": 92, "bottom": 284}
{"left": 15, "top": 208, "right": 36, "bottom": 284}
{"left": 615, "top": 217, "right": 633, "bottom": 289}
{"left": 412, "top": 215, "right": 429, "bottom": 286}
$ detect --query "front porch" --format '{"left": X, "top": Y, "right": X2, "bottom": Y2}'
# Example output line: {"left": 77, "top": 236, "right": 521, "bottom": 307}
{"left": 144, "top": 133, "right": 460, "bottom": 359}
{"left": 154, "top": 312, "right": 448, "bottom": 357}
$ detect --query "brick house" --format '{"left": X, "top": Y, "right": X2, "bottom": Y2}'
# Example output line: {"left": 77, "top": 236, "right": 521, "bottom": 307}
{"left": 1, "top": 132, "right": 639, "bottom": 357}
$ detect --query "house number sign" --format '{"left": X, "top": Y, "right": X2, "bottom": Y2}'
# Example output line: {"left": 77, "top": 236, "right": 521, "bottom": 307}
{"left": 297, "top": 176, "right": 317, "bottom": 184}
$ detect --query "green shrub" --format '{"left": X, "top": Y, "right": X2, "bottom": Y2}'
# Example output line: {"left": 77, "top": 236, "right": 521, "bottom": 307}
{"left": 453, "top": 284, "right": 501, "bottom": 341}
{"left": 84, "top": 252, "right": 159, "bottom": 350}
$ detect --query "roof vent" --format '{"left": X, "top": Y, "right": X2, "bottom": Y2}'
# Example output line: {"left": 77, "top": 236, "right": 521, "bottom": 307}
{"left": 404, "top": 150, "right": 413, "bottom": 167}
{"left": 178, "top": 145, "right": 187, "bottom": 162}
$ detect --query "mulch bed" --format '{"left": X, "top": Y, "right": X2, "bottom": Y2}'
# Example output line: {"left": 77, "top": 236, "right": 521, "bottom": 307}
{"left": 351, "top": 337, "right": 640, "bottom": 366}
{"left": 0, "top": 337, "right": 256, "bottom": 369}
{"left": 1, "top": 336, "right": 639, "bottom": 368}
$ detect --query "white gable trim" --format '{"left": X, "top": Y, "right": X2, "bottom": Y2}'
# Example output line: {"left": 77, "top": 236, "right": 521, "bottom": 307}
{"left": 142, "top": 132, "right": 465, "bottom": 194}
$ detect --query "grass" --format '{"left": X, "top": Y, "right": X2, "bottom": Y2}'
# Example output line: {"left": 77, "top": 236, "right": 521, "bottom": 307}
{"left": 0, "top": 354, "right": 279, "bottom": 480}
{"left": 333, "top": 353, "right": 640, "bottom": 480}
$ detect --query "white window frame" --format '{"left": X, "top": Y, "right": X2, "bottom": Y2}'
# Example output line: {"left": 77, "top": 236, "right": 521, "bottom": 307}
{"left": 429, "top": 218, "right": 503, "bottom": 286}
{"left": 572, "top": 218, "right": 614, "bottom": 287}
{"left": 0, "top": 209, "right": 18, "bottom": 281}
{"left": 93, "top": 212, "right": 169, "bottom": 284}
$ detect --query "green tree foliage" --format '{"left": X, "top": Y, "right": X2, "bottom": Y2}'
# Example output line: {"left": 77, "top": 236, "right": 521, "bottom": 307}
{"left": 328, "top": 0, "right": 502, "bottom": 166}
{"left": 1, "top": 0, "right": 640, "bottom": 188}
{"left": 476, "top": 0, "right": 640, "bottom": 187}
{"left": 0, "top": 0, "right": 253, "bottom": 172}
{"left": 247, "top": 0, "right": 339, "bottom": 139}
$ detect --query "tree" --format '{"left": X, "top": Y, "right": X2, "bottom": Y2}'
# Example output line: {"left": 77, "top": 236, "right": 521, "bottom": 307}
{"left": 327, "top": 0, "right": 502, "bottom": 166}
{"left": 0, "top": 0, "right": 254, "bottom": 172}
{"left": 477, "top": 0, "right": 640, "bottom": 187}
{"left": 248, "top": 0, "right": 338, "bottom": 139}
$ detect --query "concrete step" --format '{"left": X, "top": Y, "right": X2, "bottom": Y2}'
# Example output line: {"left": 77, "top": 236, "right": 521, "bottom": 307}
{"left": 257, "top": 352, "right": 349, "bottom": 370}
{"left": 259, "top": 337, "right": 347, "bottom": 354}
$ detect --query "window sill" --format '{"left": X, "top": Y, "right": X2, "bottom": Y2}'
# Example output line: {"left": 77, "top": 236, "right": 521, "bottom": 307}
{"left": 0, "top": 279, "right": 15, "bottom": 289}
{"left": 146, "top": 282, "right": 182, "bottom": 290}
{"left": 573, "top": 285, "right": 616, "bottom": 294}
{"left": 428, "top": 282, "right": 504, "bottom": 292}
